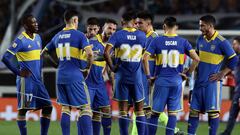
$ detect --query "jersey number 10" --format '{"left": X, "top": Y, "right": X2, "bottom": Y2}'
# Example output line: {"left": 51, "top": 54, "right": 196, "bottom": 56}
{"left": 161, "top": 50, "right": 180, "bottom": 68}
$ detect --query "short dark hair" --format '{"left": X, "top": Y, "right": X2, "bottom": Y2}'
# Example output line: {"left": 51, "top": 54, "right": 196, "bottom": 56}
{"left": 87, "top": 17, "right": 100, "bottom": 26}
{"left": 163, "top": 16, "right": 177, "bottom": 28}
{"left": 233, "top": 36, "right": 240, "bottom": 43}
{"left": 200, "top": 15, "right": 216, "bottom": 27}
{"left": 122, "top": 11, "right": 135, "bottom": 22}
{"left": 105, "top": 19, "right": 118, "bottom": 26}
{"left": 21, "top": 14, "right": 34, "bottom": 25}
{"left": 64, "top": 9, "right": 78, "bottom": 22}
{"left": 136, "top": 11, "right": 154, "bottom": 23}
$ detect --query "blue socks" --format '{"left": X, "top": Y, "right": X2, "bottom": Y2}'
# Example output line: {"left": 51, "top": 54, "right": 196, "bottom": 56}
{"left": 119, "top": 116, "right": 129, "bottom": 135}
{"left": 102, "top": 117, "right": 111, "bottom": 135}
{"left": 78, "top": 115, "right": 93, "bottom": 135}
{"left": 40, "top": 117, "right": 50, "bottom": 135}
{"left": 61, "top": 113, "right": 70, "bottom": 135}
{"left": 209, "top": 116, "right": 219, "bottom": 135}
{"left": 166, "top": 115, "right": 177, "bottom": 135}
{"left": 92, "top": 121, "right": 101, "bottom": 135}
{"left": 136, "top": 116, "right": 146, "bottom": 135}
{"left": 148, "top": 115, "right": 159, "bottom": 135}
{"left": 17, "top": 120, "right": 27, "bottom": 135}
{"left": 188, "top": 116, "right": 199, "bottom": 135}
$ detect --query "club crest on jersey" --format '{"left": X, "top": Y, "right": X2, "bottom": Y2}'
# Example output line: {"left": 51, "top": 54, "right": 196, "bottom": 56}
{"left": 12, "top": 43, "right": 17, "bottom": 48}
{"left": 28, "top": 44, "right": 32, "bottom": 48}
{"left": 199, "top": 44, "right": 203, "bottom": 48}
{"left": 210, "top": 44, "right": 215, "bottom": 51}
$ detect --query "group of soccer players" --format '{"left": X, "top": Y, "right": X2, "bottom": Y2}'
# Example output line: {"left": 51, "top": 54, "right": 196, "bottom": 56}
{"left": 2, "top": 8, "right": 239, "bottom": 135}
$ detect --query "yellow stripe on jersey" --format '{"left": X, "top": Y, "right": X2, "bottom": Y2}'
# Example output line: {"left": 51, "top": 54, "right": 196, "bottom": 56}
{"left": 22, "top": 32, "right": 36, "bottom": 41}
{"left": 146, "top": 31, "right": 154, "bottom": 38}
{"left": 96, "top": 34, "right": 106, "bottom": 47}
{"left": 155, "top": 54, "right": 185, "bottom": 65}
{"left": 204, "top": 31, "right": 219, "bottom": 42}
{"left": 16, "top": 50, "right": 41, "bottom": 61}
{"left": 7, "top": 49, "right": 16, "bottom": 55}
{"left": 228, "top": 53, "right": 236, "bottom": 59}
{"left": 199, "top": 51, "right": 224, "bottom": 65}
{"left": 163, "top": 33, "right": 177, "bottom": 37}
{"left": 93, "top": 61, "right": 106, "bottom": 67}
{"left": 115, "top": 48, "right": 143, "bottom": 59}
{"left": 56, "top": 46, "right": 87, "bottom": 60}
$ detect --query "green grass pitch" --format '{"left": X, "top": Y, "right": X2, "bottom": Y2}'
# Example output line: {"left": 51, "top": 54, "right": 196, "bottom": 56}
{"left": 0, "top": 121, "right": 239, "bottom": 135}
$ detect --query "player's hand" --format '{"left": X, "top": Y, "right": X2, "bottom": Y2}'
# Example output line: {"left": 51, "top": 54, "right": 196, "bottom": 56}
{"left": 81, "top": 68, "right": 90, "bottom": 79}
{"left": 209, "top": 72, "right": 225, "bottom": 81}
{"left": 19, "top": 69, "right": 31, "bottom": 77}
{"left": 179, "top": 73, "right": 188, "bottom": 81}
{"left": 147, "top": 76, "right": 156, "bottom": 87}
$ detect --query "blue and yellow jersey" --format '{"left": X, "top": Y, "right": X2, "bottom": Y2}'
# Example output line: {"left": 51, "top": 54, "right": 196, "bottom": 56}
{"left": 7, "top": 32, "right": 42, "bottom": 82}
{"left": 146, "top": 34, "right": 193, "bottom": 86}
{"left": 107, "top": 28, "right": 146, "bottom": 83}
{"left": 45, "top": 27, "right": 90, "bottom": 84}
{"left": 145, "top": 30, "right": 158, "bottom": 76}
{"left": 85, "top": 34, "right": 106, "bottom": 86}
{"left": 196, "top": 31, "right": 236, "bottom": 85}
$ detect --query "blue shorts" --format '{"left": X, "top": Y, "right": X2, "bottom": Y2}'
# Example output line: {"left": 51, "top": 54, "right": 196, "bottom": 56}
{"left": 88, "top": 83, "right": 110, "bottom": 109}
{"left": 190, "top": 81, "right": 222, "bottom": 113}
{"left": 16, "top": 77, "right": 51, "bottom": 110}
{"left": 113, "top": 80, "right": 145, "bottom": 103}
{"left": 57, "top": 81, "right": 91, "bottom": 107}
{"left": 152, "top": 83, "right": 183, "bottom": 113}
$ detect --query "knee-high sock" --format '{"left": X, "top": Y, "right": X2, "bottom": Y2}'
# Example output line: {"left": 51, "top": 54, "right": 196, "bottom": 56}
{"left": 188, "top": 116, "right": 199, "bottom": 135}
{"left": 166, "top": 115, "right": 177, "bottom": 135}
{"left": 148, "top": 115, "right": 159, "bottom": 135}
{"left": 40, "top": 117, "right": 50, "bottom": 135}
{"left": 17, "top": 120, "right": 27, "bottom": 135}
{"left": 136, "top": 116, "right": 146, "bottom": 135}
{"left": 102, "top": 117, "right": 111, "bottom": 135}
{"left": 61, "top": 113, "right": 70, "bottom": 135}
{"left": 78, "top": 115, "right": 93, "bottom": 135}
{"left": 209, "top": 113, "right": 220, "bottom": 135}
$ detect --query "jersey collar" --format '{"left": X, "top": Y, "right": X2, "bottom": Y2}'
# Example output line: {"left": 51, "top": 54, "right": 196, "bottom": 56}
{"left": 204, "top": 31, "right": 219, "bottom": 42}
{"left": 163, "top": 33, "right": 177, "bottom": 37}
{"left": 123, "top": 27, "right": 136, "bottom": 32}
{"left": 22, "top": 31, "right": 36, "bottom": 41}
{"left": 63, "top": 27, "right": 75, "bottom": 31}
{"left": 146, "top": 30, "right": 154, "bottom": 38}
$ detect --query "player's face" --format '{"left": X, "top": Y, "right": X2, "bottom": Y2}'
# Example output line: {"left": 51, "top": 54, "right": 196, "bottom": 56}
{"left": 87, "top": 25, "right": 99, "bottom": 38}
{"left": 199, "top": 20, "right": 211, "bottom": 35}
{"left": 135, "top": 18, "right": 148, "bottom": 32}
{"left": 232, "top": 40, "right": 240, "bottom": 53}
{"left": 25, "top": 17, "right": 38, "bottom": 33}
{"left": 103, "top": 23, "right": 117, "bottom": 38}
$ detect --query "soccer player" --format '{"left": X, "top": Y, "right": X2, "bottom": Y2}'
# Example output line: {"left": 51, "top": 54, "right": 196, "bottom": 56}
{"left": 104, "top": 11, "right": 147, "bottom": 135}
{"left": 188, "top": 15, "right": 238, "bottom": 135}
{"left": 2, "top": 14, "right": 52, "bottom": 135}
{"left": 41, "top": 10, "right": 93, "bottom": 135}
{"left": 143, "top": 16, "right": 200, "bottom": 135}
{"left": 220, "top": 36, "right": 240, "bottom": 135}
{"left": 100, "top": 19, "right": 118, "bottom": 43}
{"left": 84, "top": 17, "right": 113, "bottom": 135}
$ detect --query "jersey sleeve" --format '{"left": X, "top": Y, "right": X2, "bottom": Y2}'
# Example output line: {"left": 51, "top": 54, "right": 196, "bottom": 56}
{"left": 7, "top": 38, "right": 23, "bottom": 55}
{"left": 220, "top": 40, "right": 236, "bottom": 59}
{"left": 145, "top": 38, "right": 157, "bottom": 55}
{"left": 45, "top": 36, "right": 56, "bottom": 52}
{"left": 80, "top": 33, "right": 91, "bottom": 49}
{"left": 184, "top": 39, "right": 193, "bottom": 56}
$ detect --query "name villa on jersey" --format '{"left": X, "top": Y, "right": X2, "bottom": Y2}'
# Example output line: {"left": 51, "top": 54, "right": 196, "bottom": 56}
{"left": 165, "top": 41, "right": 177, "bottom": 46}
{"left": 127, "top": 35, "right": 136, "bottom": 40}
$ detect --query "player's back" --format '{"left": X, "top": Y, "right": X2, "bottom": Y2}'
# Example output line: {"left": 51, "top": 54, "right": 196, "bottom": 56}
{"left": 151, "top": 34, "right": 193, "bottom": 86}
{"left": 47, "top": 28, "right": 89, "bottom": 84}
{"left": 108, "top": 28, "right": 146, "bottom": 83}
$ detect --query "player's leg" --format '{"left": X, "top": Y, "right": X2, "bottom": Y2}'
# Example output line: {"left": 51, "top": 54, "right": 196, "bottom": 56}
{"left": 36, "top": 82, "right": 53, "bottom": 135}
{"left": 188, "top": 86, "right": 202, "bottom": 135}
{"left": 76, "top": 82, "right": 93, "bottom": 135}
{"left": 205, "top": 82, "right": 222, "bottom": 135}
{"left": 166, "top": 84, "right": 183, "bottom": 135}
{"left": 101, "top": 106, "right": 112, "bottom": 135}
{"left": 61, "top": 105, "right": 71, "bottom": 135}
{"left": 17, "top": 109, "right": 28, "bottom": 135}
{"left": 92, "top": 110, "right": 101, "bottom": 135}
{"left": 220, "top": 92, "right": 240, "bottom": 135}
{"left": 118, "top": 101, "right": 129, "bottom": 135}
